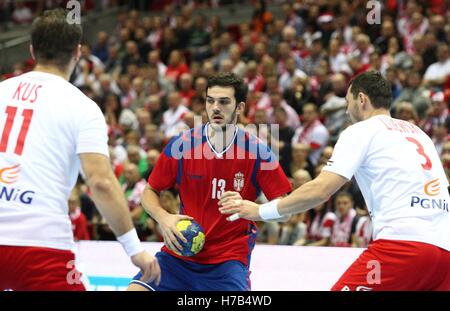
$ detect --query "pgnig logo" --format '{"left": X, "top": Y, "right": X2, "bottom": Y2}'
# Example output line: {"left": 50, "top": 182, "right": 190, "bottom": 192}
{"left": 410, "top": 178, "right": 448, "bottom": 213}
{"left": 424, "top": 178, "right": 440, "bottom": 196}
{"left": 0, "top": 164, "right": 35, "bottom": 205}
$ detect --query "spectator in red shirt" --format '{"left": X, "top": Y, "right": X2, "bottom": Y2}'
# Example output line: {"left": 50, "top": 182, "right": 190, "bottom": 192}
{"left": 292, "top": 103, "right": 329, "bottom": 166}
{"left": 244, "top": 60, "right": 265, "bottom": 92}
{"left": 420, "top": 91, "right": 449, "bottom": 136}
{"left": 300, "top": 202, "right": 337, "bottom": 246}
{"left": 348, "top": 54, "right": 371, "bottom": 79}
{"left": 69, "top": 188, "right": 90, "bottom": 241}
{"left": 165, "top": 50, "right": 189, "bottom": 84}
{"left": 331, "top": 192, "right": 357, "bottom": 247}
{"left": 178, "top": 72, "right": 196, "bottom": 107}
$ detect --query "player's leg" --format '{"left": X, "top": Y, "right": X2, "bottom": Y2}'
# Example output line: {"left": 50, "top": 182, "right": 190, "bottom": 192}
{"left": 331, "top": 239, "right": 442, "bottom": 291}
{"left": 127, "top": 283, "right": 150, "bottom": 291}
{"left": 197, "top": 260, "right": 251, "bottom": 291}
{"left": 1, "top": 245, "right": 86, "bottom": 291}
{"left": 430, "top": 247, "right": 450, "bottom": 290}
{"left": 127, "top": 271, "right": 157, "bottom": 291}
{"left": 0, "top": 245, "right": 18, "bottom": 290}
{"left": 127, "top": 252, "right": 192, "bottom": 291}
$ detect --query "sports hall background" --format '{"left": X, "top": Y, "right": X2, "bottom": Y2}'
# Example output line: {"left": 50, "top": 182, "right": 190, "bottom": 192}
{"left": 0, "top": 0, "right": 449, "bottom": 289}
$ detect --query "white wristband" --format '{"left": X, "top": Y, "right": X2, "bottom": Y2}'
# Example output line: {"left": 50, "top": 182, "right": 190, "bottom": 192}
{"left": 228, "top": 213, "right": 240, "bottom": 222}
{"left": 258, "top": 199, "right": 281, "bottom": 220}
{"left": 117, "top": 228, "right": 144, "bottom": 257}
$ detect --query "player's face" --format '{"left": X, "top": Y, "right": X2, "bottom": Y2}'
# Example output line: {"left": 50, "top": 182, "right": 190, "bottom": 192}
{"left": 206, "top": 86, "right": 244, "bottom": 130}
{"left": 345, "top": 86, "right": 363, "bottom": 123}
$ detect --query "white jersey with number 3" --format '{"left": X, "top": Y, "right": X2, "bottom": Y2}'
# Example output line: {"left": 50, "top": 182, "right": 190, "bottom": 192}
{"left": 0, "top": 72, "right": 108, "bottom": 250}
{"left": 323, "top": 115, "right": 450, "bottom": 251}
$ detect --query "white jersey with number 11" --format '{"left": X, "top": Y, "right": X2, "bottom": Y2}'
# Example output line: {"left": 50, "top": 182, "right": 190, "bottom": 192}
{"left": 0, "top": 71, "right": 108, "bottom": 250}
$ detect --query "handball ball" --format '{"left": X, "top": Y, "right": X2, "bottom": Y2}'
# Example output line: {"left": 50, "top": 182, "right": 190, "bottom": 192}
{"left": 173, "top": 219, "right": 205, "bottom": 257}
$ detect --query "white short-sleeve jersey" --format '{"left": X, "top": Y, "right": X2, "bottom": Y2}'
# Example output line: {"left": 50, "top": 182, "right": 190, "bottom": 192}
{"left": 0, "top": 71, "right": 108, "bottom": 250}
{"left": 323, "top": 115, "right": 450, "bottom": 251}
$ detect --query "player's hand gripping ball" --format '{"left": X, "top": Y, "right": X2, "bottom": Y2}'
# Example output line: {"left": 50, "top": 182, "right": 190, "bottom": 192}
{"left": 173, "top": 219, "right": 205, "bottom": 257}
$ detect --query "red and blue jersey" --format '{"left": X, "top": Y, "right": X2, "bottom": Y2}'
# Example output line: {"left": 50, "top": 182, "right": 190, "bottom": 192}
{"left": 148, "top": 125, "right": 292, "bottom": 266}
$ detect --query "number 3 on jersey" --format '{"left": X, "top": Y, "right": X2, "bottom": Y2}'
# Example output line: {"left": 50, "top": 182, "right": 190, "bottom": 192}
{"left": 211, "top": 178, "right": 226, "bottom": 199}
{"left": 406, "top": 137, "right": 432, "bottom": 170}
{"left": 0, "top": 105, "right": 34, "bottom": 155}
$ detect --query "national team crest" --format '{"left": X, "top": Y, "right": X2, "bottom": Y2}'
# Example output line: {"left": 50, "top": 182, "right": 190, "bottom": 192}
{"left": 233, "top": 172, "right": 244, "bottom": 191}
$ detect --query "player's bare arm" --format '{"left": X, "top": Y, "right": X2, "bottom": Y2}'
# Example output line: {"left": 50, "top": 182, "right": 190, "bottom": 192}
{"left": 79, "top": 153, "right": 161, "bottom": 284}
{"left": 140, "top": 185, "right": 193, "bottom": 253}
{"left": 218, "top": 171, "right": 348, "bottom": 221}
{"left": 219, "top": 191, "right": 290, "bottom": 222}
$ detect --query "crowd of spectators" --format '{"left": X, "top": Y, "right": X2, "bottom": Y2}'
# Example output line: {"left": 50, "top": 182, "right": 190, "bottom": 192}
{"left": 0, "top": 0, "right": 121, "bottom": 26}
{"left": 2, "top": 0, "right": 450, "bottom": 249}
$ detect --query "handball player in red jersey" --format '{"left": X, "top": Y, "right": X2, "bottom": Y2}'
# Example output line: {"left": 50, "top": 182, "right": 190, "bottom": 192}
{"left": 128, "top": 73, "right": 292, "bottom": 291}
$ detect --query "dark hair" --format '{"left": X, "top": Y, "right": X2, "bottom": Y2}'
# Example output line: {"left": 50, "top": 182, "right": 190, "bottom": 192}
{"left": 349, "top": 71, "right": 392, "bottom": 110}
{"left": 31, "top": 9, "right": 82, "bottom": 69}
{"left": 206, "top": 72, "right": 248, "bottom": 104}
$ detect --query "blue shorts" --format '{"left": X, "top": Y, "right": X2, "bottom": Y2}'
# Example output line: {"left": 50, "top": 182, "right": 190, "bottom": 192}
{"left": 130, "top": 251, "right": 251, "bottom": 291}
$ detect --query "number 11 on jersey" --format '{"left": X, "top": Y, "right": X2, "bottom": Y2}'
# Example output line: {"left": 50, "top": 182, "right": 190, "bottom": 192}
{"left": 211, "top": 178, "right": 226, "bottom": 199}
{"left": 0, "top": 106, "right": 34, "bottom": 156}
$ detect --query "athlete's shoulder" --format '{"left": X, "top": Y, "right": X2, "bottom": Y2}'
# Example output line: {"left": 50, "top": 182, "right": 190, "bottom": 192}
{"left": 170, "top": 125, "right": 203, "bottom": 145}
{"left": 4, "top": 72, "right": 97, "bottom": 109}
{"left": 235, "top": 127, "right": 278, "bottom": 163}
{"left": 236, "top": 127, "right": 269, "bottom": 148}
{"left": 62, "top": 81, "right": 98, "bottom": 108}
{"left": 340, "top": 117, "right": 381, "bottom": 138}
{"left": 0, "top": 73, "right": 27, "bottom": 90}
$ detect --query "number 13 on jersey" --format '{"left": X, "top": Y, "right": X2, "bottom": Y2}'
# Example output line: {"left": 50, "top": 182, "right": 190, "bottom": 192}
{"left": 211, "top": 178, "right": 226, "bottom": 199}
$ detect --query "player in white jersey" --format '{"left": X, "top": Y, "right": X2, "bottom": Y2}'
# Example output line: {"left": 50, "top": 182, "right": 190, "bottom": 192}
{"left": 219, "top": 71, "right": 450, "bottom": 290}
{"left": 0, "top": 9, "right": 161, "bottom": 290}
